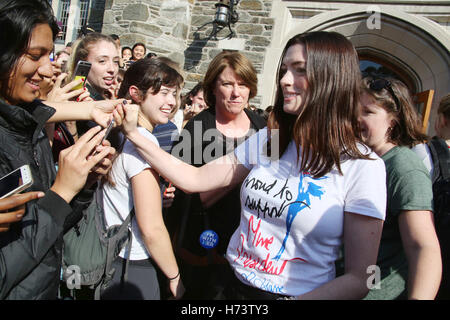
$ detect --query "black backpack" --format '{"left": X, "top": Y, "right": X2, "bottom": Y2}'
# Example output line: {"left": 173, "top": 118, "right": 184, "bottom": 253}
{"left": 427, "top": 137, "right": 450, "bottom": 298}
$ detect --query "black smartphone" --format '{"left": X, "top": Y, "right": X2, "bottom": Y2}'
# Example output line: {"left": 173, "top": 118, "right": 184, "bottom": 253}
{"left": 72, "top": 60, "right": 91, "bottom": 91}
{"left": 92, "top": 119, "right": 115, "bottom": 156}
{"left": 100, "top": 119, "right": 115, "bottom": 145}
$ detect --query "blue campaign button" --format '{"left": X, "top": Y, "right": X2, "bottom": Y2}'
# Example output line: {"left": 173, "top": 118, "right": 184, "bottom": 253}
{"left": 199, "top": 230, "right": 219, "bottom": 249}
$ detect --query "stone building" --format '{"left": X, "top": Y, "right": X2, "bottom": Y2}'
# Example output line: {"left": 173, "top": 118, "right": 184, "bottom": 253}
{"left": 51, "top": 0, "right": 449, "bottom": 135}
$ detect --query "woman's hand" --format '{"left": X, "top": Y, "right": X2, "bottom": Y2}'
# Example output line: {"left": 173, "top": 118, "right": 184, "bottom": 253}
{"left": 0, "top": 191, "right": 45, "bottom": 232}
{"left": 85, "top": 139, "right": 116, "bottom": 189}
{"left": 50, "top": 126, "right": 113, "bottom": 203}
{"left": 162, "top": 184, "right": 176, "bottom": 208}
{"left": 89, "top": 99, "right": 129, "bottom": 128}
{"left": 120, "top": 102, "right": 140, "bottom": 137}
{"left": 169, "top": 276, "right": 185, "bottom": 300}
{"left": 45, "top": 73, "right": 88, "bottom": 102}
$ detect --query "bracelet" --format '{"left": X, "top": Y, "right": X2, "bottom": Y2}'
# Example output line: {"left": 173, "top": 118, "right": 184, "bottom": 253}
{"left": 168, "top": 271, "right": 180, "bottom": 281}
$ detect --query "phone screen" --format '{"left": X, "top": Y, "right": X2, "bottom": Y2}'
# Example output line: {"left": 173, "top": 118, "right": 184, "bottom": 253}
{"left": 72, "top": 61, "right": 91, "bottom": 91}
{"left": 0, "top": 169, "right": 22, "bottom": 198}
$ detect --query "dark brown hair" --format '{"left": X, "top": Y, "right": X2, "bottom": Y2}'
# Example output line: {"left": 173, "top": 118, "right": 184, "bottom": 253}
{"left": 0, "top": 0, "right": 59, "bottom": 100}
{"left": 105, "top": 57, "right": 184, "bottom": 186}
{"left": 438, "top": 93, "right": 450, "bottom": 121}
{"left": 203, "top": 51, "right": 257, "bottom": 108}
{"left": 361, "top": 76, "right": 428, "bottom": 147}
{"left": 118, "top": 57, "right": 183, "bottom": 102}
{"left": 267, "top": 31, "right": 368, "bottom": 178}
{"left": 131, "top": 42, "right": 146, "bottom": 60}
{"left": 180, "top": 81, "right": 204, "bottom": 109}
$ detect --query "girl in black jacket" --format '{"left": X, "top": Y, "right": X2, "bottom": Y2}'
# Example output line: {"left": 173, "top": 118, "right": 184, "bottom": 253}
{"left": 0, "top": 0, "right": 115, "bottom": 299}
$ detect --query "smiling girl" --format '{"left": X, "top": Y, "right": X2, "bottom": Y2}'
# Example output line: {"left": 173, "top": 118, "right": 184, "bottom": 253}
{"left": 68, "top": 33, "right": 120, "bottom": 101}
{"left": 121, "top": 32, "right": 387, "bottom": 299}
{"left": 359, "top": 77, "right": 441, "bottom": 300}
{"left": 99, "top": 58, "right": 184, "bottom": 300}
{"left": 0, "top": 0, "right": 115, "bottom": 299}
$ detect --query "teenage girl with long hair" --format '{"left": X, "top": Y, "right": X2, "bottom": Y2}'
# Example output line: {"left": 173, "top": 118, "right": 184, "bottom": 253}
{"left": 121, "top": 31, "right": 388, "bottom": 299}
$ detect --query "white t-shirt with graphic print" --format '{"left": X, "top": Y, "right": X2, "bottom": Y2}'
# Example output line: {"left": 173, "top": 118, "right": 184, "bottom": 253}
{"left": 102, "top": 127, "right": 160, "bottom": 260}
{"left": 226, "top": 128, "right": 387, "bottom": 297}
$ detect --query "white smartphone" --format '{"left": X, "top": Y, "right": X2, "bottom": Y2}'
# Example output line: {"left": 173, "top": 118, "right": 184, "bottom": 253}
{"left": 0, "top": 165, "right": 33, "bottom": 199}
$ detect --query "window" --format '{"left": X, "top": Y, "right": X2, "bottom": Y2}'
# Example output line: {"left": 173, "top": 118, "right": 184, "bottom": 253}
{"left": 78, "top": 0, "right": 90, "bottom": 31}
{"left": 56, "top": 0, "right": 71, "bottom": 42}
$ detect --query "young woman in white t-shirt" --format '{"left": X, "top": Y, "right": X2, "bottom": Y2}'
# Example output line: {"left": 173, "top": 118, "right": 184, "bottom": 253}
{"left": 100, "top": 58, "right": 184, "bottom": 300}
{"left": 121, "top": 31, "right": 387, "bottom": 299}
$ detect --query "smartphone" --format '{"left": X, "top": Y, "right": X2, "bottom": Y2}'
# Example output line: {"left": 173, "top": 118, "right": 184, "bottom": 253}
{"left": 92, "top": 119, "right": 115, "bottom": 156}
{"left": 72, "top": 60, "right": 91, "bottom": 91}
{"left": 0, "top": 165, "right": 33, "bottom": 199}
{"left": 101, "top": 119, "right": 115, "bottom": 145}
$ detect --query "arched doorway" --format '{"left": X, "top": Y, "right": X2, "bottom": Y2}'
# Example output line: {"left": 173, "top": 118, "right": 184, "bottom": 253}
{"left": 262, "top": 4, "right": 450, "bottom": 134}
{"left": 358, "top": 53, "right": 435, "bottom": 133}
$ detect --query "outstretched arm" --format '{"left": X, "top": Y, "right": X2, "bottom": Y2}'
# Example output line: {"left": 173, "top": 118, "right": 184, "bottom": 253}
{"left": 45, "top": 99, "right": 127, "bottom": 128}
{"left": 127, "top": 128, "right": 248, "bottom": 194}
{"left": 122, "top": 104, "right": 250, "bottom": 194}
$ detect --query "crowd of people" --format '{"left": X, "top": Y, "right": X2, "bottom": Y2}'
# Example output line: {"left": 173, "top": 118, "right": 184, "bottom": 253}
{"left": 0, "top": 0, "right": 449, "bottom": 301}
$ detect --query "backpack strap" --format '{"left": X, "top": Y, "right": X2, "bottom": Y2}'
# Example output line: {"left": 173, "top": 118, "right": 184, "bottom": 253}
{"left": 120, "top": 209, "right": 134, "bottom": 290}
{"left": 93, "top": 186, "right": 136, "bottom": 299}
{"left": 428, "top": 137, "right": 450, "bottom": 181}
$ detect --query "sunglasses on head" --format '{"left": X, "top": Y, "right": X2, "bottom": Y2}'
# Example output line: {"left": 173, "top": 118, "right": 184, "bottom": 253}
{"left": 369, "top": 78, "right": 400, "bottom": 112}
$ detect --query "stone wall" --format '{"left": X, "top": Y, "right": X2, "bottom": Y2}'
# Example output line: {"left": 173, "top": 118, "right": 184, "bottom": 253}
{"left": 102, "top": 0, "right": 190, "bottom": 69}
{"left": 103, "top": 0, "right": 275, "bottom": 106}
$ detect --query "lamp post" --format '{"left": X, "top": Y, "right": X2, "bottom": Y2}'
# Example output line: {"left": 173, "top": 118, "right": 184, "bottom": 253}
{"left": 211, "top": 0, "right": 239, "bottom": 39}
{"left": 214, "top": 0, "right": 230, "bottom": 26}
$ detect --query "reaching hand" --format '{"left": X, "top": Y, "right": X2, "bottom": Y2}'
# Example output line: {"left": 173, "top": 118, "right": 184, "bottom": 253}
{"left": 169, "top": 276, "right": 185, "bottom": 300}
{"left": 0, "top": 191, "right": 45, "bottom": 232}
{"left": 85, "top": 139, "right": 116, "bottom": 188}
{"left": 162, "top": 184, "right": 176, "bottom": 208}
{"left": 120, "top": 102, "right": 140, "bottom": 136}
{"left": 51, "top": 126, "right": 113, "bottom": 203}
{"left": 45, "top": 73, "right": 88, "bottom": 102}
{"left": 89, "top": 99, "right": 129, "bottom": 128}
